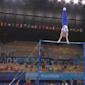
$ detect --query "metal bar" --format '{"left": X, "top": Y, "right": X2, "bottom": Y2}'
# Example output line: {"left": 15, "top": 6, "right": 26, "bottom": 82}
{"left": 37, "top": 40, "right": 42, "bottom": 85}
{"left": 42, "top": 40, "right": 83, "bottom": 44}
{"left": 83, "top": 43, "right": 85, "bottom": 85}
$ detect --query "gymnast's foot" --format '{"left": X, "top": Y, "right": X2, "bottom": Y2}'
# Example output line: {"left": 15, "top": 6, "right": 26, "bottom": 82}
{"left": 57, "top": 40, "right": 61, "bottom": 43}
{"left": 67, "top": 40, "right": 69, "bottom": 44}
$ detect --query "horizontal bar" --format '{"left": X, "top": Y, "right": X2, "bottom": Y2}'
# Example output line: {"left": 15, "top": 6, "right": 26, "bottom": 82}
{"left": 42, "top": 40, "right": 83, "bottom": 44}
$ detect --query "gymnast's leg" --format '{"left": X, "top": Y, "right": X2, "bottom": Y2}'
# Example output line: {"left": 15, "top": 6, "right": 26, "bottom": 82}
{"left": 66, "top": 32, "right": 69, "bottom": 44}
{"left": 57, "top": 32, "right": 63, "bottom": 43}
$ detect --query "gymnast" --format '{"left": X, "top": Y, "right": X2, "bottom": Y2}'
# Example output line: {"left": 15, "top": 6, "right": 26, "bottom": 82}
{"left": 57, "top": 7, "right": 69, "bottom": 44}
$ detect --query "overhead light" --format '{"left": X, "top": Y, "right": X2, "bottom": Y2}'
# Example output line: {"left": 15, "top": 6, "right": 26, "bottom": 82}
{"left": 82, "top": 0, "right": 85, "bottom": 5}
{"left": 65, "top": 0, "right": 70, "bottom": 3}
{"left": 57, "top": 0, "right": 61, "bottom": 2}
{"left": 73, "top": 0, "right": 78, "bottom": 4}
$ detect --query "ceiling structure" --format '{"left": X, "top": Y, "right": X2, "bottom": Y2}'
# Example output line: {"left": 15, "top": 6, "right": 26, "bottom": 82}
{"left": 0, "top": 0, "right": 85, "bottom": 42}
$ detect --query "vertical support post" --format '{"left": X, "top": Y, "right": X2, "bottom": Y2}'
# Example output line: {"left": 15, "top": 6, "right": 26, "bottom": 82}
{"left": 37, "top": 40, "right": 42, "bottom": 85}
{"left": 83, "top": 43, "right": 85, "bottom": 85}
